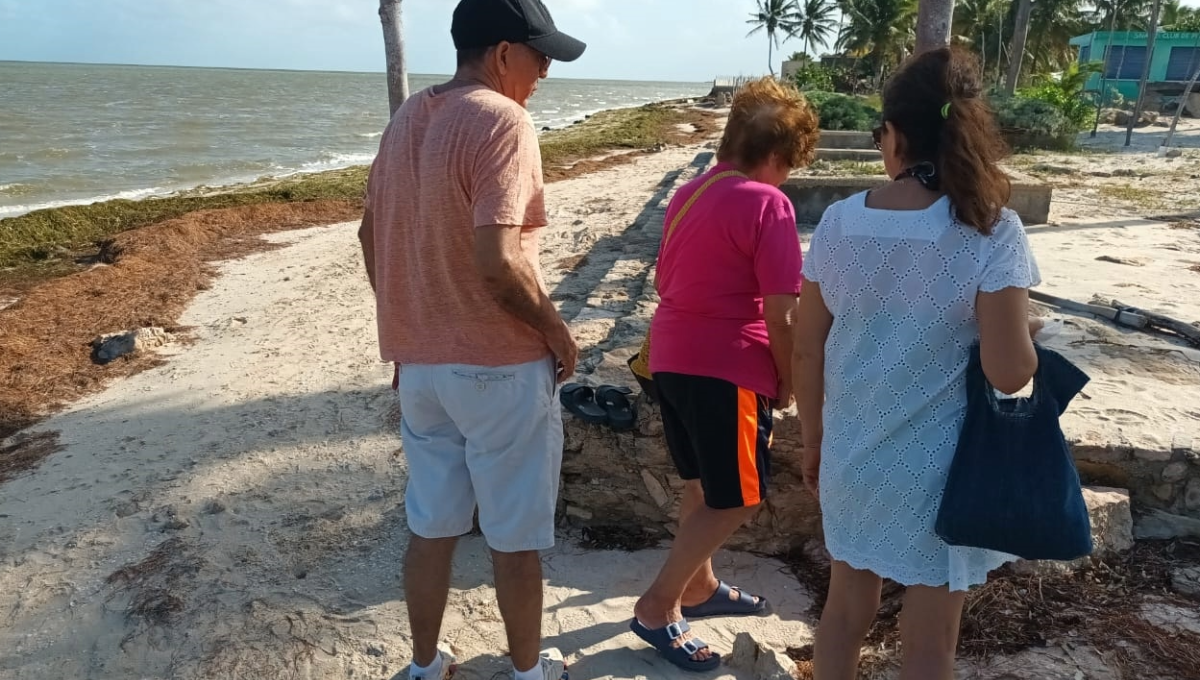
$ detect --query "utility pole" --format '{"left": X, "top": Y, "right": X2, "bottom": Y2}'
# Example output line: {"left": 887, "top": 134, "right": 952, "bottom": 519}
{"left": 1125, "top": 0, "right": 1163, "bottom": 147}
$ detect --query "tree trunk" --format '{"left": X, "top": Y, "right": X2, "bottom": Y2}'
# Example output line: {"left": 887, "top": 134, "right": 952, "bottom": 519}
{"left": 995, "top": 11, "right": 1003, "bottom": 87}
{"left": 379, "top": 0, "right": 409, "bottom": 115}
{"left": 1004, "top": 0, "right": 1033, "bottom": 95}
{"left": 1126, "top": 0, "right": 1164, "bottom": 146}
{"left": 915, "top": 0, "right": 955, "bottom": 54}
{"left": 1163, "top": 62, "right": 1200, "bottom": 148}
{"left": 769, "top": 35, "right": 776, "bottom": 76}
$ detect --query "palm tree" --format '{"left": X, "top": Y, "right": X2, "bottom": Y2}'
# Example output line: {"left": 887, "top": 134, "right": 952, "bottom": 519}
{"left": 953, "top": 0, "right": 1004, "bottom": 80}
{"left": 747, "top": 0, "right": 803, "bottom": 75}
{"left": 838, "top": 0, "right": 918, "bottom": 83}
{"left": 379, "top": 0, "right": 409, "bottom": 115}
{"left": 1161, "top": 0, "right": 1200, "bottom": 29}
{"left": 1090, "top": 0, "right": 1153, "bottom": 30}
{"left": 795, "top": 0, "right": 841, "bottom": 56}
{"left": 1027, "top": 0, "right": 1086, "bottom": 74}
{"left": 915, "top": 0, "right": 956, "bottom": 53}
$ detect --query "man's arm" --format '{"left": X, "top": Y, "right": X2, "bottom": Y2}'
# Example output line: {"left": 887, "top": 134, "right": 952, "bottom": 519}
{"left": 475, "top": 224, "right": 577, "bottom": 380}
{"left": 358, "top": 206, "right": 377, "bottom": 293}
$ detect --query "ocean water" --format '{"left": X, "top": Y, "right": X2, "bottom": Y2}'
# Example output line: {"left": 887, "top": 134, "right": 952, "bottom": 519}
{"left": 0, "top": 61, "right": 707, "bottom": 218}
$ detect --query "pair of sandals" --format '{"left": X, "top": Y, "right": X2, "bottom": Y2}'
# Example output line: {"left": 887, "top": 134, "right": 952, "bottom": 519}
{"left": 559, "top": 383, "right": 636, "bottom": 432}
{"left": 630, "top": 582, "right": 770, "bottom": 673}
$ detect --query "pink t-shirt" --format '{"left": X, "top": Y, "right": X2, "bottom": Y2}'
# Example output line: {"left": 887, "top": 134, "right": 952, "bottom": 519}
{"left": 365, "top": 85, "right": 550, "bottom": 367}
{"left": 648, "top": 163, "right": 803, "bottom": 398}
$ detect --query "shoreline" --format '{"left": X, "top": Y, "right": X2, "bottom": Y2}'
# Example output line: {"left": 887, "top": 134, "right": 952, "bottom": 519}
{"left": 0, "top": 98, "right": 703, "bottom": 222}
{"left": 0, "top": 99, "right": 724, "bottom": 441}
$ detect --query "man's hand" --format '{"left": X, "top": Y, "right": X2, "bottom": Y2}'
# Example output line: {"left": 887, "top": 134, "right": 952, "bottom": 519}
{"left": 546, "top": 322, "right": 578, "bottom": 383}
{"left": 801, "top": 441, "right": 821, "bottom": 500}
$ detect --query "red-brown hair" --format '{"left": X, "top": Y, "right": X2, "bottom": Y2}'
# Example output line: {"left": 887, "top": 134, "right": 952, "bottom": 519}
{"left": 882, "top": 47, "right": 1010, "bottom": 234}
{"left": 718, "top": 77, "right": 819, "bottom": 170}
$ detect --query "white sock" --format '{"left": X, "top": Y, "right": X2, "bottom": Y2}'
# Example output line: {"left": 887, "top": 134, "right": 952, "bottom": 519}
{"left": 513, "top": 659, "right": 543, "bottom": 680}
{"left": 411, "top": 653, "right": 443, "bottom": 680}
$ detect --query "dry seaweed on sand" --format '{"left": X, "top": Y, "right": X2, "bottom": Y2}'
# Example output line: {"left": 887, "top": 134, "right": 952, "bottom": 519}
{"left": 0, "top": 201, "right": 359, "bottom": 444}
{"left": 783, "top": 540, "right": 1200, "bottom": 678}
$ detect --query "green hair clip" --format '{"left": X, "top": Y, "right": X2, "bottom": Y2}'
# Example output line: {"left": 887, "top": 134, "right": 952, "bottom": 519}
{"left": 941, "top": 102, "right": 952, "bottom": 119}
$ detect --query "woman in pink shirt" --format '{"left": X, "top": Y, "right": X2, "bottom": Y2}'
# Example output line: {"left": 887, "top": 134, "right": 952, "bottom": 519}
{"left": 629, "top": 77, "right": 819, "bottom": 671}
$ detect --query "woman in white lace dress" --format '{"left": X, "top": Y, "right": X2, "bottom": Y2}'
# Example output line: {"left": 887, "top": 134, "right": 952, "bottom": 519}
{"left": 793, "top": 48, "right": 1042, "bottom": 679}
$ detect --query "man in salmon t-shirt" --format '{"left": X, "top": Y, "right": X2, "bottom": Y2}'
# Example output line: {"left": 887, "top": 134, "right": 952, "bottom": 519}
{"left": 358, "top": 2, "right": 584, "bottom": 679}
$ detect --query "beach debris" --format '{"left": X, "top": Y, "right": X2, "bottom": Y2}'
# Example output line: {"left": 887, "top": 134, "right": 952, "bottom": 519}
{"left": 91, "top": 326, "right": 174, "bottom": 364}
{"left": 1103, "top": 297, "right": 1200, "bottom": 347}
{"left": 1095, "top": 254, "right": 1147, "bottom": 267}
{"left": 729, "top": 633, "right": 798, "bottom": 680}
{"left": 1031, "top": 163, "right": 1077, "bottom": 176}
{"left": 1029, "top": 291, "right": 1148, "bottom": 330}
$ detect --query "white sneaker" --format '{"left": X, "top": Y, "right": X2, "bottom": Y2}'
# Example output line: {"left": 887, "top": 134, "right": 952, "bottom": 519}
{"left": 495, "top": 648, "right": 568, "bottom": 680}
{"left": 537, "top": 648, "right": 568, "bottom": 680}
{"left": 410, "top": 650, "right": 455, "bottom": 680}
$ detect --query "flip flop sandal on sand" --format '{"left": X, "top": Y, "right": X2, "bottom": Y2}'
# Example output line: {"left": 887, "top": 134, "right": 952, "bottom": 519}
{"left": 680, "top": 581, "right": 771, "bottom": 619}
{"left": 559, "top": 384, "right": 608, "bottom": 425}
{"left": 596, "top": 385, "right": 636, "bottom": 432}
{"left": 629, "top": 618, "right": 721, "bottom": 673}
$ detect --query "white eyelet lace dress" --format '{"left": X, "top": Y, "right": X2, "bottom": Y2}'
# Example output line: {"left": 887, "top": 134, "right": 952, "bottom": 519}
{"left": 802, "top": 192, "right": 1041, "bottom": 591}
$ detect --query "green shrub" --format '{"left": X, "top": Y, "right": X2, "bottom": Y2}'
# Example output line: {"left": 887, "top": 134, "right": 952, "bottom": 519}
{"left": 1018, "top": 62, "right": 1102, "bottom": 133}
{"left": 803, "top": 91, "right": 880, "bottom": 131}
{"left": 993, "top": 96, "right": 1076, "bottom": 150}
{"left": 792, "top": 63, "right": 835, "bottom": 92}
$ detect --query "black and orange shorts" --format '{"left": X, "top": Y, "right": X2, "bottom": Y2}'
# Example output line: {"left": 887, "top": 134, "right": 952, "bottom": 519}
{"left": 654, "top": 372, "right": 772, "bottom": 509}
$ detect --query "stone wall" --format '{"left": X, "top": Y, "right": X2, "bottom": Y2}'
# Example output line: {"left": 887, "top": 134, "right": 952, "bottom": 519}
{"left": 559, "top": 372, "right": 821, "bottom": 555}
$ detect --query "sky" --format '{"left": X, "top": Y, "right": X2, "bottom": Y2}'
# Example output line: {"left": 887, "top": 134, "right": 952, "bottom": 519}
{"left": 0, "top": 0, "right": 827, "bottom": 82}
{"left": 4, "top": 0, "right": 1200, "bottom": 82}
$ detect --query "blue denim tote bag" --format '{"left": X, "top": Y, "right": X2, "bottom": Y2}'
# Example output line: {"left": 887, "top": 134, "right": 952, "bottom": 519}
{"left": 935, "top": 343, "right": 1093, "bottom": 561}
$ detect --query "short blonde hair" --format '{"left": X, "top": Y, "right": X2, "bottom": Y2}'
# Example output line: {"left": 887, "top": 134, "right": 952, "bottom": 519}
{"left": 717, "top": 77, "right": 819, "bottom": 170}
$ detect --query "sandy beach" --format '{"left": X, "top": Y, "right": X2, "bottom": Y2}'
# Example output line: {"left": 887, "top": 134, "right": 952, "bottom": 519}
{"left": 2, "top": 115, "right": 1200, "bottom": 679}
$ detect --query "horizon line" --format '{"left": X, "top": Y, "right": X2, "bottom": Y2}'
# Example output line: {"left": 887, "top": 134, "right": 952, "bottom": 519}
{"left": 0, "top": 58, "right": 712, "bottom": 84}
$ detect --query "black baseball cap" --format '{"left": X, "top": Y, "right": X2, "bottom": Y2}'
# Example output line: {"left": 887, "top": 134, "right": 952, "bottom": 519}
{"left": 451, "top": 0, "right": 587, "bottom": 63}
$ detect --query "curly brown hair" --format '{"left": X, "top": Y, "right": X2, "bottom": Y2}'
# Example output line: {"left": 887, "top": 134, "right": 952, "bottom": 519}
{"left": 882, "top": 47, "right": 1011, "bottom": 235}
{"left": 717, "top": 77, "right": 820, "bottom": 170}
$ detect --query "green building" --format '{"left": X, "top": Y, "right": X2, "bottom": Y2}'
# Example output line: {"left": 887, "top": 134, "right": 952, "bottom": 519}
{"left": 1070, "top": 30, "right": 1200, "bottom": 100}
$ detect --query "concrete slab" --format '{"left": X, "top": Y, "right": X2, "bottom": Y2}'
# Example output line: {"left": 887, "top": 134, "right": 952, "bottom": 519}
{"left": 817, "top": 130, "right": 874, "bottom": 150}
{"left": 815, "top": 148, "right": 882, "bottom": 162}
{"left": 780, "top": 170, "right": 1053, "bottom": 225}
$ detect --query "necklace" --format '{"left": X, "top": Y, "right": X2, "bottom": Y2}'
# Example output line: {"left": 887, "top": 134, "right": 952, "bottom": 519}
{"left": 894, "top": 161, "right": 939, "bottom": 190}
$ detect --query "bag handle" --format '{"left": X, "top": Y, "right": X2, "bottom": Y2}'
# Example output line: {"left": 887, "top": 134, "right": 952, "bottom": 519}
{"left": 662, "top": 170, "right": 745, "bottom": 246}
{"left": 653, "top": 170, "right": 745, "bottom": 289}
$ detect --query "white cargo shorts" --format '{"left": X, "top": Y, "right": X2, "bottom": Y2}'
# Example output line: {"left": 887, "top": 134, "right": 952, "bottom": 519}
{"left": 397, "top": 357, "right": 563, "bottom": 553}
